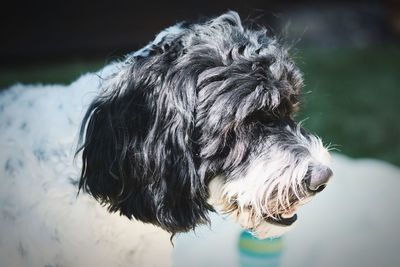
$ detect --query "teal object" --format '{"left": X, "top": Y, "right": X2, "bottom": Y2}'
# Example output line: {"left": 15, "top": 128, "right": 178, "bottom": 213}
{"left": 238, "top": 231, "right": 284, "bottom": 267}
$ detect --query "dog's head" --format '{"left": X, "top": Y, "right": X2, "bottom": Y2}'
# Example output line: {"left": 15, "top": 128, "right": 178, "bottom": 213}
{"left": 78, "top": 11, "right": 332, "bottom": 238}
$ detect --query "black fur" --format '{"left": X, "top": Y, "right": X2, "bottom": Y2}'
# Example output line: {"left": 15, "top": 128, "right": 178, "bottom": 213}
{"left": 77, "top": 11, "right": 303, "bottom": 234}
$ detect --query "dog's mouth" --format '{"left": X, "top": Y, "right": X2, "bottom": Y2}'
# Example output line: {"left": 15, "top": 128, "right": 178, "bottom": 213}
{"left": 263, "top": 212, "right": 298, "bottom": 226}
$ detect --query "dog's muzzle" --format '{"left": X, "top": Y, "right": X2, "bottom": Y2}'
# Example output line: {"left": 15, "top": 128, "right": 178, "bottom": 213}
{"left": 262, "top": 164, "right": 332, "bottom": 227}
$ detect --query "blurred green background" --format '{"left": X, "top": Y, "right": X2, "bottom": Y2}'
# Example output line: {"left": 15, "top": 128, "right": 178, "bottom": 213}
{"left": 1, "top": 45, "right": 399, "bottom": 165}
{"left": 298, "top": 46, "right": 400, "bottom": 166}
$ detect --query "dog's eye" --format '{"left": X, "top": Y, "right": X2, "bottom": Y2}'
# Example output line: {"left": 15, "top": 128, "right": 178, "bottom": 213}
{"left": 163, "top": 43, "right": 170, "bottom": 50}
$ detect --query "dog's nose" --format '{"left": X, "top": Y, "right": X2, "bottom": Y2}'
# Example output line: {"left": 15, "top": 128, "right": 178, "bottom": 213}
{"left": 305, "top": 165, "right": 333, "bottom": 192}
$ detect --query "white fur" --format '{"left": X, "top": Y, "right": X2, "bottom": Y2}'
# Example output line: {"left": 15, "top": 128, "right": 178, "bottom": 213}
{"left": 208, "top": 126, "right": 331, "bottom": 239}
{"left": 0, "top": 28, "right": 176, "bottom": 267}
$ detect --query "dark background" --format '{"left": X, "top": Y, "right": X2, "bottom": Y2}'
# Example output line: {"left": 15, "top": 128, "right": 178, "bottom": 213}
{"left": 2, "top": 0, "right": 399, "bottom": 65}
{"left": 1, "top": 0, "right": 400, "bottom": 165}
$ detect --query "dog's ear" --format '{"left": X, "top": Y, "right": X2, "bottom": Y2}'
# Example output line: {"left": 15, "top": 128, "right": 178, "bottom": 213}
{"left": 77, "top": 32, "right": 211, "bottom": 234}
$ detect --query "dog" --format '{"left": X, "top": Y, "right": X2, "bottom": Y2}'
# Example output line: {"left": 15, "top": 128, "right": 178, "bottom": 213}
{"left": 0, "top": 11, "right": 332, "bottom": 267}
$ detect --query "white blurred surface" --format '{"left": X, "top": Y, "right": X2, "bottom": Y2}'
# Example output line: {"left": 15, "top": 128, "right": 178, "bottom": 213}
{"left": 0, "top": 76, "right": 172, "bottom": 267}
{"left": 173, "top": 153, "right": 400, "bottom": 267}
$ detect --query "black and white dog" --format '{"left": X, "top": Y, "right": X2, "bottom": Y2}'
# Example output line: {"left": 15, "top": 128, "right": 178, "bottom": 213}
{"left": 0, "top": 12, "right": 332, "bottom": 266}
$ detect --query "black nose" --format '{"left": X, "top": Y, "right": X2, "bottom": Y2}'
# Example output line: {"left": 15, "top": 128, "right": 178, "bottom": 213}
{"left": 305, "top": 165, "right": 333, "bottom": 193}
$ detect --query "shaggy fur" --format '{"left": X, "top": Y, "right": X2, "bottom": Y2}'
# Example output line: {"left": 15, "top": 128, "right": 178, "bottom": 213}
{"left": 0, "top": 12, "right": 332, "bottom": 267}
{"left": 78, "top": 11, "right": 332, "bottom": 238}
